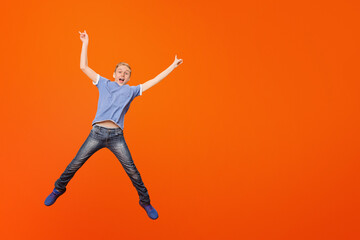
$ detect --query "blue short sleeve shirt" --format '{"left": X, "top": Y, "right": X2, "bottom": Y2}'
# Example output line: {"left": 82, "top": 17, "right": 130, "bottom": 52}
{"left": 91, "top": 74, "right": 142, "bottom": 130}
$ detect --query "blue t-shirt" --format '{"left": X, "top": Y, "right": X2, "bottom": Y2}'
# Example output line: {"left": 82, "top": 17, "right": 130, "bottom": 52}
{"left": 92, "top": 74, "right": 142, "bottom": 130}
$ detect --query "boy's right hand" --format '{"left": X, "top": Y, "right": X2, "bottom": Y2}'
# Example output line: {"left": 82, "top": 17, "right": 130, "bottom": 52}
{"left": 79, "top": 30, "right": 89, "bottom": 44}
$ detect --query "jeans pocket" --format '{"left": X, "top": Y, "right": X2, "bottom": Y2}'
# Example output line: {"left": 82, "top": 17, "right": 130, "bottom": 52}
{"left": 115, "top": 131, "right": 123, "bottom": 137}
{"left": 91, "top": 129, "right": 103, "bottom": 138}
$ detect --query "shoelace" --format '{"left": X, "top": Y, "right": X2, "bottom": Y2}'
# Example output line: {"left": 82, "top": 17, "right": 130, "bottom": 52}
{"left": 51, "top": 191, "right": 62, "bottom": 197}
{"left": 145, "top": 205, "right": 154, "bottom": 212}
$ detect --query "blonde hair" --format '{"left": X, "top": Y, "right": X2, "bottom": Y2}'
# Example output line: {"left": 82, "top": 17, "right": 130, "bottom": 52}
{"left": 114, "top": 62, "right": 132, "bottom": 76}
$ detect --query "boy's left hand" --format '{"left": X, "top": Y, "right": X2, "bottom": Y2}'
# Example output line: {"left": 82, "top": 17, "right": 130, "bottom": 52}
{"left": 172, "top": 55, "right": 183, "bottom": 67}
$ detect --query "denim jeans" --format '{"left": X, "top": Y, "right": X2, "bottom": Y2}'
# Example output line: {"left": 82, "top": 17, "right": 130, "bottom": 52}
{"left": 54, "top": 124, "right": 150, "bottom": 205}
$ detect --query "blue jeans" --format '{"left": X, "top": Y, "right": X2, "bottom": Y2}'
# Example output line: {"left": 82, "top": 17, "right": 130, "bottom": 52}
{"left": 54, "top": 124, "right": 150, "bottom": 205}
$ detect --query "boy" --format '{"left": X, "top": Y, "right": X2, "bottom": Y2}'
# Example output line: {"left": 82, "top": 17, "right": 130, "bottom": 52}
{"left": 44, "top": 30, "right": 183, "bottom": 220}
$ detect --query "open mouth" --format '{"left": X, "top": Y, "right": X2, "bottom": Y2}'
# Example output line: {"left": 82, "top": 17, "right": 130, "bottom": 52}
{"left": 119, "top": 78, "right": 125, "bottom": 83}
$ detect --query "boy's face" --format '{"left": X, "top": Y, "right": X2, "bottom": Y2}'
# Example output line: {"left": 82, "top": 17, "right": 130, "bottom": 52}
{"left": 113, "top": 65, "right": 131, "bottom": 86}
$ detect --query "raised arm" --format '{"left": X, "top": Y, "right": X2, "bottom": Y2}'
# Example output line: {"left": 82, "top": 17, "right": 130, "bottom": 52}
{"left": 79, "top": 30, "right": 98, "bottom": 84}
{"left": 142, "top": 55, "right": 183, "bottom": 93}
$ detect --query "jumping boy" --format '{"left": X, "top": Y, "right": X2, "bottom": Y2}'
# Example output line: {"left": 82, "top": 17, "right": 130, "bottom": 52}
{"left": 44, "top": 30, "right": 183, "bottom": 220}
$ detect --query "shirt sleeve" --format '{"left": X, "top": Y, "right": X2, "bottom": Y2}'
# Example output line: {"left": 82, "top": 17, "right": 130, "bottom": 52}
{"left": 92, "top": 75, "right": 110, "bottom": 90}
{"left": 92, "top": 74, "right": 100, "bottom": 85}
{"left": 130, "top": 84, "right": 143, "bottom": 99}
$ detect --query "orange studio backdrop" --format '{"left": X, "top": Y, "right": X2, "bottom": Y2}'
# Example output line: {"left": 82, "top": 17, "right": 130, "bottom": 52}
{"left": 0, "top": 0, "right": 359, "bottom": 239}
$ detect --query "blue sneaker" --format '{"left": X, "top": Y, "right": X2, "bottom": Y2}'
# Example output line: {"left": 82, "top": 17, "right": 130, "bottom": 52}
{"left": 44, "top": 188, "right": 65, "bottom": 206}
{"left": 139, "top": 201, "right": 159, "bottom": 220}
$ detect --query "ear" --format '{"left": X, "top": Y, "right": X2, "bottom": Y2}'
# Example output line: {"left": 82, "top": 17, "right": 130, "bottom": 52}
{"left": 113, "top": 72, "right": 115, "bottom": 78}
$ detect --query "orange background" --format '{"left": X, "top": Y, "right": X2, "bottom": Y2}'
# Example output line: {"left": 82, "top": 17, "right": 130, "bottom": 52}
{"left": 0, "top": 0, "right": 359, "bottom": 239}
